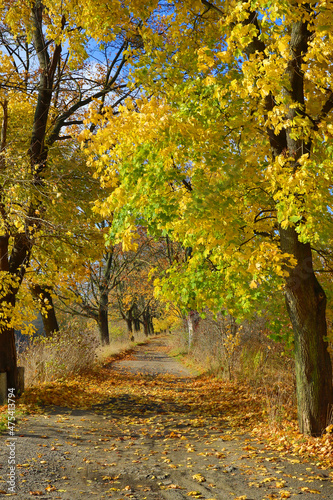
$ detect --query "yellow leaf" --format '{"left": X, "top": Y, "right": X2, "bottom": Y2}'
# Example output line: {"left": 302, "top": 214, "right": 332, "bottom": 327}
{"left": 192, "top": 473, "right": 206, "bottom": 482}
{"left": 45, "top": 485, "right": 57, "bottom": 492}
{"left": 280, "top": 492, "right": 291, "bottom": 499}
{"left": 276, "top": 481, "right": 286, "bottom": 488}
{"left": 301, "top": 487, "right": 321, "bottom": 494}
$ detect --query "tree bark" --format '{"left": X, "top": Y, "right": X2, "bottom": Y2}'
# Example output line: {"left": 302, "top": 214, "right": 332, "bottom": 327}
{"left": 187, "top": 314, "right": 194, "bottom": 350}
{"left": 0, "top": 325, "right": 17, "bottom": 390}
{"left": 30, "top": 285, "right": 59, "bottom": 337}
{"left": 0, "top": 235, "right": 17, "bottom": 390}
{"left": 98, "top": 291, "right": 110, "bottom": 345}
{"left": 281, "top": 229, "right": 333, "bottom": 435}
{"left": 126, "top": 311, "right": 134, "bottom": 342}
{"left": 142, "top": 310, "right": 154, "bottom": 337}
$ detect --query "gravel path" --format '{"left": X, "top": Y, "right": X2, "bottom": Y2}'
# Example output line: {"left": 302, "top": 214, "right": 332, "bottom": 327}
{"left": 0, "top": 337, "right": 332, "bottom": 500}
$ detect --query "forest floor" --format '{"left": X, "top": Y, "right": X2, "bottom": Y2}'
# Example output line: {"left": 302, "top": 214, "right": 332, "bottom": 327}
{"left": 0, "top": 336, "right": 332, "bottom": 500}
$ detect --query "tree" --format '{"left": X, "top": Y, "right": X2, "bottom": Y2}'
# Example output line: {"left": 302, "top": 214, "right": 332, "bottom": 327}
{"left": 58, "top": 242, "right": 139, "bottom": 345}
{"left": 0, "top": 0, "right": 139, "bottom": 390}
{"left": 87, "top": 1, "right": 333, "bottom": 435}
{"left": 115, "top": 268, "right": 157, "bottom": 340}
{"left": 110, "top": 231, "right": 169, "bottom": 340}
{"left": 30, "top": 284, "right": 59, "bottom": 337}
{"left": 56, "top": 226, "right": 161, "bottom": 344}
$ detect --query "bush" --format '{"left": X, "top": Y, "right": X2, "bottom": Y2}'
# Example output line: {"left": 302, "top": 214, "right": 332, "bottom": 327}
{"left": 18, "top": 321, "right": 99, "bottom": 386}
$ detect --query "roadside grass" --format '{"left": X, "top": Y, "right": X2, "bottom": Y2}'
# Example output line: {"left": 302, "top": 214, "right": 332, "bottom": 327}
{"left": 0, "top": 412, "right": 7, "bottom": 433}
{"left": 0, "top": 405, "right": 31, "bottom": 435}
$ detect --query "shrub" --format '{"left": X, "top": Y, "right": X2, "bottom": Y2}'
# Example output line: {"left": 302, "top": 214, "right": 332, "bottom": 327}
{"left": 18, "top": 321, "right": 99, "bottom": 386}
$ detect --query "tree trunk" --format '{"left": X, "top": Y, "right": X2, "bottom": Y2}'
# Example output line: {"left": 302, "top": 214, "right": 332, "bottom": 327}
{"left": 134, "top": 317, "right": 141, "bottom": 332}
{"left": 150, "top": 317, "right": 154, "bottom": 336}
{"left": 187, "top": 314, "right": 194, "bottom": 351}
{"left": 126, "top": 314, "right": 134, "bottom": 342}
{"left": 143, "top": 318, "right": 149, "bottom": 337}
{"left": 0, "top": 324, "right": 17, "bottom": 391}
{"left": 98, "top": 291, "right": 110, "bottom": 345}
{"left": 281, "top": 228, "right": 333, "bottom": 436}
{"left": 0, "top": 236, "right": 18, "bottom": 391}
{"left": 30, "top": 285, "right": 59, "bottom": 337}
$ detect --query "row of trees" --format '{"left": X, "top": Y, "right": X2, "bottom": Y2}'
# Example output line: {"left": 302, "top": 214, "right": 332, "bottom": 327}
{"left": 0, "top": 0, "right": 142, "bottom": 386}
{"left": 84, "top": 0, "right": 333, "bottom": 437}
{"left": 56, "top": 229, "right": 180, "bottom": 344}
{"left": 0, "top": 0, "right": 333, "bottom": 437}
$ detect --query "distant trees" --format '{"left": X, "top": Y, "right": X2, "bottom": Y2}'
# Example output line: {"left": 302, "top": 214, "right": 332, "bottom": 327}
{"left": 57, "top": 229, "right": 171, "bottom": 344}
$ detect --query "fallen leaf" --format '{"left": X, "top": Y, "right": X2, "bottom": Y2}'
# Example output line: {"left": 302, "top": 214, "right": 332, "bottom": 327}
{"left": 276, "top": 481, "right": 286, "bottom": 488}
{"left": 300, "top": 487, "right": 321, "bottom": 494}
{"left": 192, "top": 473, "right": 206, "bottom": 482}
{"left": 45, "top": 485, "right": 57, "bottom": 492}
{"left": 280, "top": 492, "right": 291, "bottom": 499}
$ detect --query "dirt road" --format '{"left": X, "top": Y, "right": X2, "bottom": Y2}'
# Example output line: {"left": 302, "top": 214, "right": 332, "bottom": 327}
{"left": 0, "top": 337, "right": 332, "bottom": 499}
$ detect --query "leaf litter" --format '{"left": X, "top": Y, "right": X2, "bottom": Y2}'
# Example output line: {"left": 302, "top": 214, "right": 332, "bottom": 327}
{"left": 0, "top": 337, "right": 332, "bottom": 499}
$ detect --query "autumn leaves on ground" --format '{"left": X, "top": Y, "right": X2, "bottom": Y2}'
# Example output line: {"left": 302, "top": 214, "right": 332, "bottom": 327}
{"left": 1, "top": 336, "right": 332, "bottom": 500}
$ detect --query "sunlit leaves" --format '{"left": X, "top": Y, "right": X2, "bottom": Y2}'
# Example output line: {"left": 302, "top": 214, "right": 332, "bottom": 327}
{"left": 85, "top": 0, "right": 333, "bottom": 323}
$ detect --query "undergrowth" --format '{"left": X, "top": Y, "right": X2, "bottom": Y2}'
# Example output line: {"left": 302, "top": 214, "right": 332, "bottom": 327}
{"left": 18, "top": 325, "right": 99, "bottom": 386}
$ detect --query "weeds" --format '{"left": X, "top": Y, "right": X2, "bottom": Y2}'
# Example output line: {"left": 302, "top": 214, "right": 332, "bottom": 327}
{"left": 18, "top": 323, "right": 98, "bottom": 386}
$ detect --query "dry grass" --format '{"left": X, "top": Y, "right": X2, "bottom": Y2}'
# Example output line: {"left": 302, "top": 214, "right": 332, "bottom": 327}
{"left": 17, "top": 318, "right": 154, "bottom": 388}
{"left": 167, "top": 314, "right": 297, "bottom": 429}
{"left": 95, "top": 339, "right": 136, "bottom": 363}
{"left": 18, "top": 324, "right": 99, "bottom": 387}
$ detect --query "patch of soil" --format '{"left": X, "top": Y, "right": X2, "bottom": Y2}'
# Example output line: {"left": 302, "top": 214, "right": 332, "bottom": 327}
{"left": 0, "top": 337, "right": 332, "bottom": 499}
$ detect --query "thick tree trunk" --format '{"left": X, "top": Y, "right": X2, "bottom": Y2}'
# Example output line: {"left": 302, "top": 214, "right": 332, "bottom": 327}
{"left": 149, "top": 317, "right": 154, "bottom": 336}
{"left": 143, "top": 318, "right": 149, "bottom": 337}
{"left": 30, "top": 285, "right": 59, "bottom": 337}
{"left": 143, "top": 315, "right": 154, "bottom": 337}
{"left": 0, "top": 324, "right": 17, "bottom": 391}
{"left": 0, "top": 236, "right": 18, "bottom": 391}
{"left": 126, "top": 316, "right": 134, "bottom": 342}
{"left": 98, "top": 292, "right": 110, "bottom": 345}
{"left": 40, "top": 291, "right": 59, "bottom": 337}
{"left": 281, "top": 228, "right": 333, "bottom": 436}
